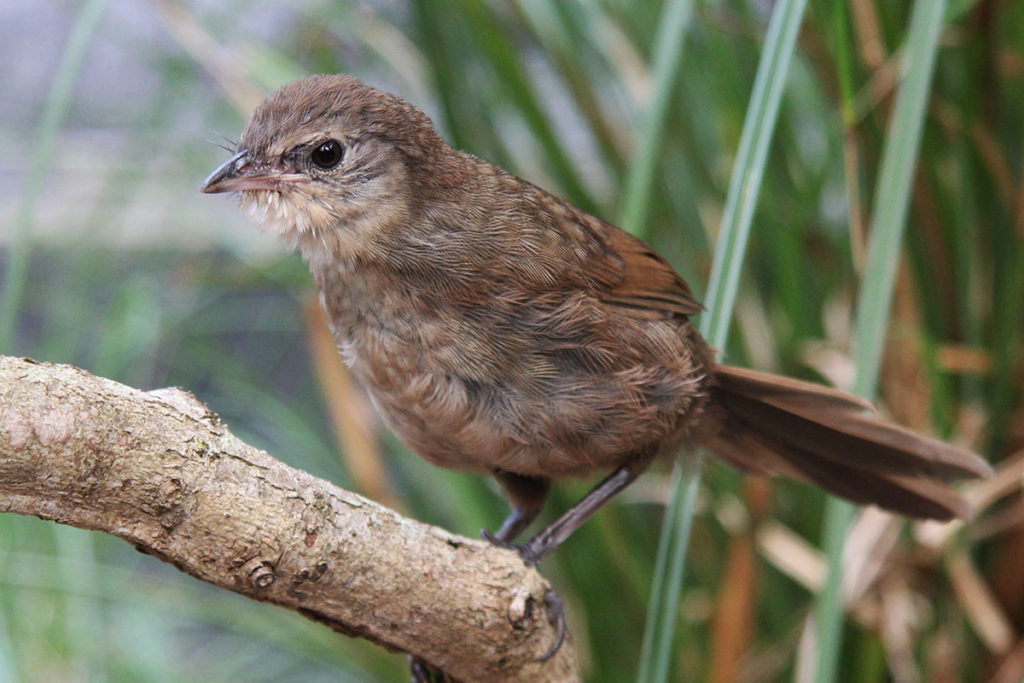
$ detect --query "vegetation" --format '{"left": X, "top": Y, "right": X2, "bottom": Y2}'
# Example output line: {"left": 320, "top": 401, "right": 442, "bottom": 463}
{"left": 3, "top": 1, "right": 1021, "bottom": 680}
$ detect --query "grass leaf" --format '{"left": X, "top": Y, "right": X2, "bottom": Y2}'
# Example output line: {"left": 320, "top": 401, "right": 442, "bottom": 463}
{"left": 637, "top": 0, "right": 809, "bottom": 679}
{"left": 812, "top": 2, "right": 949, "bottom": 680}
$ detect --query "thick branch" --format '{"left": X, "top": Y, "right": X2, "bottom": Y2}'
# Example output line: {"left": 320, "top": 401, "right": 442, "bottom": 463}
{"left": 0, "top": 356, "right": 579, "bottom": 681}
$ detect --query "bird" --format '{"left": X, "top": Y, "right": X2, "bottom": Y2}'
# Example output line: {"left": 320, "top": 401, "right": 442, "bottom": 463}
{"left": 202, "top": 74, "right": 991, "bottom": 566}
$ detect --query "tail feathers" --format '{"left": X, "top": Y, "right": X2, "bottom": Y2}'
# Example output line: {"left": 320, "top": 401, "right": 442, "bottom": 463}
{"left": 706, "top": 365, "right": 992, "bottom": 520}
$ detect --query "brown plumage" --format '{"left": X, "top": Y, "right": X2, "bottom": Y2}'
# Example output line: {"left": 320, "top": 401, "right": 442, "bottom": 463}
{"left": 203, "top": 74, "right": 990, "bottom": 564}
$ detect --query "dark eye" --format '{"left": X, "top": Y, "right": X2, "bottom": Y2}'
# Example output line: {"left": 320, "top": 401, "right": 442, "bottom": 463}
{"left": 310, "top": 139, "right": 343, "bottom": 169}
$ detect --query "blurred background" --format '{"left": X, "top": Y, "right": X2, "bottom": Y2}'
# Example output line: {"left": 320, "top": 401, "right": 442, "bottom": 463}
{"left": 2, "top": 1, "right": 1022, "bottom": 681}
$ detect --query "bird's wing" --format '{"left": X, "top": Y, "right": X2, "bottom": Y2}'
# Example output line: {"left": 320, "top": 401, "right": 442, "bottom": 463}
{"left": 596, "top": 226, "right": 703, "bottom": 319}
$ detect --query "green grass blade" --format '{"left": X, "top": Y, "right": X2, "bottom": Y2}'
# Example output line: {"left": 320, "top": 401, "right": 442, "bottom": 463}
{"left": 0, "top": 0, "right": 107, "bottom": 352}
{"left": 635, "top": 456, "right": 702, "bottom": 683}
{"left": 700, "top": 0, "right": 809, "bottom": 350}
{"left": 636, "top": 1, "right": 809, "bottom": 679}
{"left": 812, "top": 2, "right": 949, "bottom": 681}
{"left": 456, "top": 0, "right": 600, "bottom": 214}
{"left": 514, "top": 2, "right": 628, "bottom": 182}
{"left": 618, "top": 0, "right": 695, "bottom": 237}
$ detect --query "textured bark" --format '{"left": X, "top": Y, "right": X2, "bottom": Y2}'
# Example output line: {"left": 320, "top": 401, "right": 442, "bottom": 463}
{"left": 0, "top": 356, "right": 580, "bottom": 681}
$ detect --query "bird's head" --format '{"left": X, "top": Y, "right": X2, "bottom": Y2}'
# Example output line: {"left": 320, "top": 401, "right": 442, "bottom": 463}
{"left": 202, "top": 74, "right": 445, "bottom": 256}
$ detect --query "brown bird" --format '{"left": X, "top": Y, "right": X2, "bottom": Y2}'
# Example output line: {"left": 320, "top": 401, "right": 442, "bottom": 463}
{"left": 203, "top": 74, "right": 990, "bottom": 565}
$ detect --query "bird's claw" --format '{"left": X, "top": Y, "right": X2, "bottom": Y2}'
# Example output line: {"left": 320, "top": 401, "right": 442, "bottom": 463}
{"left": 480, "top": 528, "right": 516, "bottom": 549}
{"left": 535, "top": 589, "right": 567, "bottom": 662}
{"left": 515, "top": 538, "right": 545, "bottom": 566}
{"left": 482, "top": 530, "right": 566, "bottom": 660}
{"left": 408, "top": 655, "right": 450, "bottom": 682}
{"left": 481, "top": 529, "right": 546, "bottom": 566}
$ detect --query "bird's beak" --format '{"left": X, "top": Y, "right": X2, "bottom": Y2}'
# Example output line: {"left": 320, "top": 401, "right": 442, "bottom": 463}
{"left": 201, "top": 149, "right": 308, "bottom": 194}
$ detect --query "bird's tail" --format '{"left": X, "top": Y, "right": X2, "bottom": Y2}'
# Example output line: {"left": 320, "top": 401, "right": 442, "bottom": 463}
{"left": 700, "top": 365, "right": 992, "bottom": 520}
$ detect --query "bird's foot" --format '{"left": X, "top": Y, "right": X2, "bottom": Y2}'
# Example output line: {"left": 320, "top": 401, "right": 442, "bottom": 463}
{"left": 480, "top": 527, "right": 516, "bottom": 549}
{"left": 481, "top": 532, "right": 566, "bottom": 660}
{"left": 481, "top": 528, "right": 547, "bottom": 566}
{"left": 408, "top": 655, "right": 451, "bottom": 682}
{"left": 535, "top": 589, "right": 567, "bottom": 662}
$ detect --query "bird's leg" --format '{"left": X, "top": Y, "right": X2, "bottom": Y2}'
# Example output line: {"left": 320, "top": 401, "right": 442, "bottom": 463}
{"left": 516, "top": 459, "right": 650, "bottom": 565}
{"left": 483, "top": 470, "right": 552, "bottom": 546}
{"left": 483, "top": 461, "right": 649, "bottom": 661}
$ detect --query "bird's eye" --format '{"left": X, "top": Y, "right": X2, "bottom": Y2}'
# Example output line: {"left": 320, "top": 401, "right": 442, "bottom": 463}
{"left": 311, "top": 139, "right": 343, "bottom": 169}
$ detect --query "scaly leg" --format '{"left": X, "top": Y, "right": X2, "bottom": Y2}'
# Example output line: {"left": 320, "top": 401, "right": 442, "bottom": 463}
{"left": 516, "top": 459, "right": 649, "bottom": 565}
{"left": 483, "top": 470, "right": 552, "bottom": 546}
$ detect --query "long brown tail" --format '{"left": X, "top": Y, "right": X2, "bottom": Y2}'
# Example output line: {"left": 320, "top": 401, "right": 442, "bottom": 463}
{"left": 701, "top": 365, "right": 992, "bottom": 520}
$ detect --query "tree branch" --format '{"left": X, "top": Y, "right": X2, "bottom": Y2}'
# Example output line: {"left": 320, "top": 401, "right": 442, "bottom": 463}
{"left": 0, "top": 355, "right": 580, "bottom": 681}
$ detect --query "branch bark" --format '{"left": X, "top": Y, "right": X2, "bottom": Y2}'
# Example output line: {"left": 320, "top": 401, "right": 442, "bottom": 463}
{"left": 0, "top": 356, "right": 580, "bottom": 681}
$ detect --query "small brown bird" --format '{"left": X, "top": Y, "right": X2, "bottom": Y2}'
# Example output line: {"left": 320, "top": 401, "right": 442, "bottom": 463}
{"left": 203, "top": 74, "right": 990, "bottom": 564}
